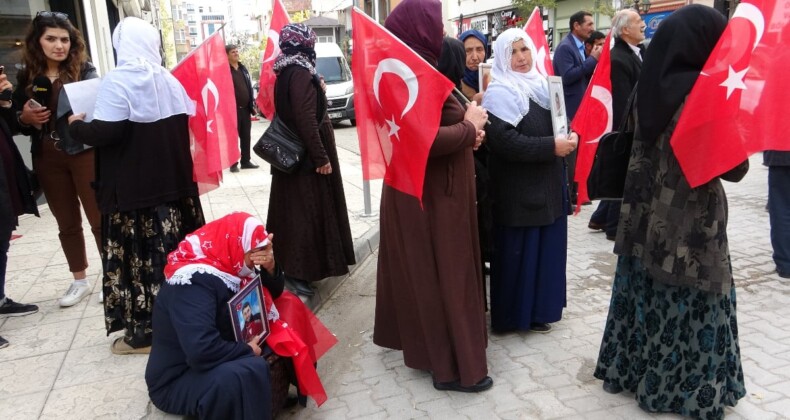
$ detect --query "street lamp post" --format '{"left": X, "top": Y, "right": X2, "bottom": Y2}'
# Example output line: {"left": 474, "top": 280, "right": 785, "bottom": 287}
{"left": 633, "top": 0, "right": 651, "bottom": 14}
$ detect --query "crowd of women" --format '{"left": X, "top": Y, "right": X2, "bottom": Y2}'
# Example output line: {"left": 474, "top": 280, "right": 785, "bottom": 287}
{"left": 374, "top": 1, "right": 748, "bottom": 419}
{"left": 0, "top": 1, "right": 755, "bottom": 419}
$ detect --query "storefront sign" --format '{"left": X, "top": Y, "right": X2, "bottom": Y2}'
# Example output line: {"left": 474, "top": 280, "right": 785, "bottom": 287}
{"left": 643, "top": 12, "right": 671, "bottom": 39}
{"left": 470, "top": 16, "right": 488, "bottom": 34}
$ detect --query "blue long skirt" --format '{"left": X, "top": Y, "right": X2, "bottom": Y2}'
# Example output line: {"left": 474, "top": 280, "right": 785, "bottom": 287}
{"left": 490, "top": 215, "right": 568, "bottom": 332}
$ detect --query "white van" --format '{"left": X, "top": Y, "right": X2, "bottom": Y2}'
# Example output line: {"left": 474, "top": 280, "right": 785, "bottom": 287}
{"left": 315, "top": 42, "right": 355, "bottom": 125}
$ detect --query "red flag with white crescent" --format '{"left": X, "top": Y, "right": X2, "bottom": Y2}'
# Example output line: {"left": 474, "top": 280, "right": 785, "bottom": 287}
{"left": 172, "top": 31, "right": 240, "bottom": 194}
{"left": 351, "top": 8, "right": 455, "bottom": 203}
{"left": 256, "top": 0, "right": 290, "bottom": 120}
{"left": 524, "top": 7, "right": 554, "bottom": 77}
{"left": 671, "top": 0, "right": 790, "bottom": 187}
{"left": 571, "top": 33, "right": 614, "bottom": 210}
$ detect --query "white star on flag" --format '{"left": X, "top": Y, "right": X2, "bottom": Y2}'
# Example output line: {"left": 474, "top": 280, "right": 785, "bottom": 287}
{"left": 201, "top": 241, "right": 213, "bottom": 250}
{"left": 719, "top": 65, "right": 749, "bottom": 100}
{"left": 385, "top": 116, "right": 400, "bottom": 140}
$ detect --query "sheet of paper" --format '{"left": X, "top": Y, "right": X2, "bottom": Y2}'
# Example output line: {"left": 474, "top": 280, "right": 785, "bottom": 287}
{"left": 62, "top": 78, "right": 101, "bottom": 122}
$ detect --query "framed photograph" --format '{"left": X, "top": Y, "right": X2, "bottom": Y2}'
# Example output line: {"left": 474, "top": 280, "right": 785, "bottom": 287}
{"left": 478, "top": 63, "right": 493, "bottom": 94}
{"left": 547, "top": 75, "right": 568, "bottom": 138}
{"left": 228, "top": 276, "right": 270, "bottom": 346}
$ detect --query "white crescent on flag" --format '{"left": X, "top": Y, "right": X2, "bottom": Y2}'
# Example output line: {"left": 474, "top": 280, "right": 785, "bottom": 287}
{"left": 373, "top": 58, "right": 420, "bottom": 139}
{"left": 584, "top": 85, "right": 613, "bottom": 144}
{"left": 201, "top": 78, "right": 219, "bottom": 133}
{"left": 262, "top": 30, "right": 281, "bottom": 64}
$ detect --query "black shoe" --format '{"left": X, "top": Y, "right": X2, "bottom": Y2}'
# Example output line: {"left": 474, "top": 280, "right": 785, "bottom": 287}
{"left": 230, "top": 163, "right": 240, "bottom": 173}
{"left": 0, "top": 298, "right": 39, "bottom": 317}
{"left": 777, "top": 269, "right": 790, "bottom": 279}
{"left": 588, "top": 221, "right": 605, "bottom": 231}
{"left": 602, "top": 380, "right": 623, "bottom": 394}
{"left": 240, "top": 161, "right": 259, "bottom": 169}
{"left": 0, "top": 335, "right": 8, "bottom": 349}
{"left": 606, "top": 235, "right": 616, "bottom": 241}
{"left": 529, "top": 322, "right": 552, "bottom": 333}
{"left": 285, "top": 276, "right": 315, "bottom": 297}
{"left": 433, "top": 376, "right": 493, "bottom": 393}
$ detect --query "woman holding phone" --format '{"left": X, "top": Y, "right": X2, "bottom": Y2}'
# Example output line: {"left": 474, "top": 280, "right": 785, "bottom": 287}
{"left": 13, "top": 11, "right": 101, "bottom": 308}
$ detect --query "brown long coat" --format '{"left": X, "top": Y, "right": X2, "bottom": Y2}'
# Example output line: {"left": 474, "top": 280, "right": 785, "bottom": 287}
{"left": 373, "top": 95, "right": 488, "bottom": 386}
{"left": 266, "top": 65, "right": 355, "bottom": 282}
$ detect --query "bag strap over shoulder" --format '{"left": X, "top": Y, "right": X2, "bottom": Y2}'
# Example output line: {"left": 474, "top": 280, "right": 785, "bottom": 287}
{"left": 615, "top": 83, "right": 638, "bottom": 132}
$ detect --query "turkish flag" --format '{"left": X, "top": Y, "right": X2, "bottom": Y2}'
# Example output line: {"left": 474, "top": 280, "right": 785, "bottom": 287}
{"left": 351, "top": 8, "right": 455, "bottom": 203}
{"left": 172, "top": 31, "right": 240, "bottom": 194}
{"left": 671, "top": 0, "right": 790, "bottom": 187}
{"left": 524, "top": 7, "right": 554, "bottom": 77}
{"left": 255, "top": 0, "right": 290, "bottom": 120}
{"left": 571, "top": 33, "right": 614, "bottom": 209}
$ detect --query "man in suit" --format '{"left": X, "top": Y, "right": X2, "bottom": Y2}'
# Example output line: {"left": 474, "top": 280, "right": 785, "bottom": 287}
{"left": 554, "top": 11, "right": 602, "bottom": 203}
{"left": 227, "top": 44, "right": 259, "bottom": 173}
{"left": 588, "top": 9, "right": 645, "bottom": 240}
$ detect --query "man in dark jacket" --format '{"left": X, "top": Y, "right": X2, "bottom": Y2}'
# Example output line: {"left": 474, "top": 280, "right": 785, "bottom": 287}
{"left": 765, "top": 151, "right": 790, "bottom": 278}
{"left": 588, "top": 9, "right": 645, "bottom": 240}
{"left": 554, "top": 11, "right": 602, "bottom": 204}
{"left": 227, "top": 45, "right": 259, "bottom": 173}
{"left": 0, "top": 73, "right": 40, "bottom": 349}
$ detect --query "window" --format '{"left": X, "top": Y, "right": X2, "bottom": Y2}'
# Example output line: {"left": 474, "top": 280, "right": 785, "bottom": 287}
{"left": 175, "top": 29, "right": 186, "bottom": 44}
{"left": 317, "top": 35, "right": 335, "bottom": 43}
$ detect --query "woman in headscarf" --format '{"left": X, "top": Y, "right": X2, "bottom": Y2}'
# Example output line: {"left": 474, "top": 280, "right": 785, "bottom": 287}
{"left": 146, "top": 212, "right": 337, "bottom": 419}
{"left": 438, "top": 35, "right": 493, "bottom": 304}
{"left": 593, "top": 6, "right": 748, "bottom": 418}
{"left": 266, "top": 23, "right": 355, "bottom": 297}
{"left": 459, "top": 29, "right": 488, "bottom": 103}
{"left": 482, "top": 28, "right": 577, "bottom": 334}
{"left": 374, "top": 0, "right": 492, "bottom": 393}
{"left": 68, "top": 17, "right": 205, "bottom": 354}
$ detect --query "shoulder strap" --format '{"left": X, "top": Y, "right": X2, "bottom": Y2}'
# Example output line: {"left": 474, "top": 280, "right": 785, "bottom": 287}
{"left": 615, "top": 83, "right": 638, "bottom": 132}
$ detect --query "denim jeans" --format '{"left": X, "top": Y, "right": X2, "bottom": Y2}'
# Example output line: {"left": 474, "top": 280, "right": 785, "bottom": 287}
{"left": 768, "top": 166, "right": 790, "bottom": 275}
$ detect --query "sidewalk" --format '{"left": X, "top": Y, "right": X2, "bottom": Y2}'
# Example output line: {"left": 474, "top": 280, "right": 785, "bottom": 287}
{"left": 0, "top": 120, "right": 382, "bottom": 419}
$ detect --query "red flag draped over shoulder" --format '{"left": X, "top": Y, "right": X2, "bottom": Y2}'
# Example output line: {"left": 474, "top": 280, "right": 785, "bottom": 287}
{"left": 524, "top": 7, "right": 554, "bottom": 77}
{"left": 172, "top": 31, "right": 240, "bottom": 195}
{"left": 255, "top": 0, "right": 290, "bottom": 120}
{"left": 351, "top": 8, "right": 455, "bottom": 203}
{"left": 571, "top": 33, "right": 613, "bottom": 210}
{"left": 671, "top": 0, "right": 790, "bottom": 187}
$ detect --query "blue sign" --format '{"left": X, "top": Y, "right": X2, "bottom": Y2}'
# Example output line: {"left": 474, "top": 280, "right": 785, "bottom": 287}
{"left": 643, "top": 12, "right": 671, "bottom": 39}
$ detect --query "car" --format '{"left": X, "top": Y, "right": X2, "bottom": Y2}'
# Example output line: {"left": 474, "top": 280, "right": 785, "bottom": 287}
{"left": 315, "top": 42, "right": 355, "bottom": 125}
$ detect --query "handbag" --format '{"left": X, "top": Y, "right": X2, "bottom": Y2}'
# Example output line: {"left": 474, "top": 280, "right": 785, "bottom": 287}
{"left": 253, "top": 115, "right": 306, "bottom": 173}
{"left": 587, "top": 85, "right": 637, "bottom": 200}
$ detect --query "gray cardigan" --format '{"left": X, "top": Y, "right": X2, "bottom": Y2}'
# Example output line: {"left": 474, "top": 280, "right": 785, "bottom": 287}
{"left": 485, "top": 100, "right": 569, "bottom": 227}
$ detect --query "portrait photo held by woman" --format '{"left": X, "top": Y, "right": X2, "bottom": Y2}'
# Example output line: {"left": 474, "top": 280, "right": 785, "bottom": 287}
{"left": 267, "top": 23, "right": 355, "bottom": 298}
{"left": 68, "top": 17, "right": 205, "bottom": 354}
{"left": 593, "top": 6, "right": 748, "bottom": 419}
{"left": 13, "top": 11, "right": 102, "bottom": 308}
{"left": 482, "top": 28, "right": 576, "bottom": 335}
{"left": 373, "top": 0, "right": 492, "bottom": 394}
{"left": 146, "top": 212, "right": 337, "bottom": 419}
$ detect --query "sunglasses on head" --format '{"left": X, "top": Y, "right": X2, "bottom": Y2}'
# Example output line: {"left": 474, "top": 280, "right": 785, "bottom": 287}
{"left": 35, "top": 11, "right": 69, "bottom": 21}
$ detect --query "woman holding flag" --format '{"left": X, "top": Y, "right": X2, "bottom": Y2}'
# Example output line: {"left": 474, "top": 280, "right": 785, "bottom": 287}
{"left": 593, "top": 6, "right": 747, "bottom": 418}
{"left": 482, "top": 28, "right": 576, "bottom": 335}
{"left": 68, "top": 17, "right": 204, "bottom": 354}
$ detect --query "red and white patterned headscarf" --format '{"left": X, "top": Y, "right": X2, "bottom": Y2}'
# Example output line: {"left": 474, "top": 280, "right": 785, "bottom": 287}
{"left": 164, "top": 212, "right": 270, "bottom": 292}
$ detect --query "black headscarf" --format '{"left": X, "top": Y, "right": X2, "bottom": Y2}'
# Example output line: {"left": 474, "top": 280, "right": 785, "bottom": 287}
{"left": 384, "top": 0, "right": 443, "bottom": 65}
{"left": 637, "top": 5, "right": 727, "bottom": 142}
{"left": 437, "top": 37, "right": 466, "bottom": 91}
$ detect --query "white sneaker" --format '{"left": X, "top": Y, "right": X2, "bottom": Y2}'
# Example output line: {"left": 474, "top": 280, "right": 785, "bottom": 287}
{"left": 59, "top": 282, "right": 91, "bottom": 307}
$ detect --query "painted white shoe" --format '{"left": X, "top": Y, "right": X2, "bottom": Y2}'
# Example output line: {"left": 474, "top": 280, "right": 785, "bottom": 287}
{"left": 59, "top": 282, "right": 91, "bottom": 307}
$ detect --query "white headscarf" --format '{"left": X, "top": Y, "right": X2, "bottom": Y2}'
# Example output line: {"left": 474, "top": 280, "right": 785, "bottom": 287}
{"left": 94, "top": 17, "right": 195, "bottom": 123}
{"left": 482, "top": 28, "right": 550, "bottom": 127}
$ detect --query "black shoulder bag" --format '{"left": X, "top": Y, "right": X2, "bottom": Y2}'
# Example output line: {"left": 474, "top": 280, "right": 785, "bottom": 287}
{"left": 587, "top": 84, "right": 637, "bottom": 200}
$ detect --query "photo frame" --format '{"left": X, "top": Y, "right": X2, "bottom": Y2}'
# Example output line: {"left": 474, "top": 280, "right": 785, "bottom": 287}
{"left": 547, "top": 76, "right": 568, "bottom": 138}
{"left": 228, "top": 276, "right": 270, "bottom": 346}
{"left": 478, "top": 63, "right": 493, "bottom": 94}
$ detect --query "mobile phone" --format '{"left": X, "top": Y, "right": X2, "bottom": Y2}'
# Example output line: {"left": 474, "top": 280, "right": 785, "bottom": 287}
{"left": 28, "top": 99, "right": 43, "bottom": 109}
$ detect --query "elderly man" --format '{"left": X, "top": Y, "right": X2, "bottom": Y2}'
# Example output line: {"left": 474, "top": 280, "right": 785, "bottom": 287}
{"left": 227, "top": 44, "right": 259, "bottom": 173}
{"left": 554, "top": 11, "right": 602, "bottom": 204}
{"left": 588, "top": 9, "right": 645, "bottom": 240}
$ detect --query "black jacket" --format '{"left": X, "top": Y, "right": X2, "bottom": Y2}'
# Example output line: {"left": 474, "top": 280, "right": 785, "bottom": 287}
{"left": 69, "top": 114, "right": 198, "bottom": 214}
{"left": 0, "top": 106, "right": 39, "bottom": 234}
{"left": 234, "top": 63, "right": 256, "bottom": 114}
{"left": 12, "top": 62, "right": 99, "bottom": 156}
{"left": 610, "top": 37, "right": 644, "bottom": 127}
{"left": 485, "top": 100, "right": 569, "bottom": 227}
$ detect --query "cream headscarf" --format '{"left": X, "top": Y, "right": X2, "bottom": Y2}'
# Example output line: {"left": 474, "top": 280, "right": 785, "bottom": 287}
{"left": 482, "top": 28, "right": 550, "bottom": 127}
{"left": 94, "top": 17, "right": 195, "bottom": 123}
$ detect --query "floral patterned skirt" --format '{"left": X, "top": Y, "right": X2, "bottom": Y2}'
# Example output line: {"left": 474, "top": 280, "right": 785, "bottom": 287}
{"left": 594, "top": 255, "right": 746, "bottom": 419}
{"left": 102, "top": 197, "right": 205, "bottom": 348}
